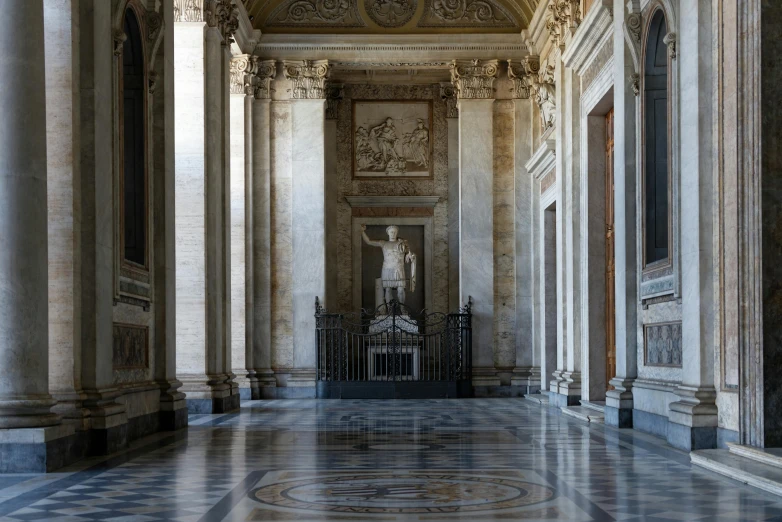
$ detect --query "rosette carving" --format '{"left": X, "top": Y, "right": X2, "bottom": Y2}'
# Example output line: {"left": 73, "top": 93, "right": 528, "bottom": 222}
{"left": 367, "top": 0, "right": 417, "bottom": 27}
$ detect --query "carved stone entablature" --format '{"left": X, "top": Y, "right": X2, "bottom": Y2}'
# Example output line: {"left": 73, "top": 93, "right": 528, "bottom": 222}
{"left": 367, "top": 0, "right": 417, "bottom": 27}
{"left": 266, "top": 0, "right": 366, "bottom": 28}
{"left": 174, "top": 0, "right": 204, "bottom": 22}
{"left": 325, "top": 83, "right": 344, "bottom": 119}
{"left": 283, "top": 60, "right": 331, "bottom": 99}
{"left": 507, "top": 56, "right": 540, "bottom": 99}
{"left": 449, "top": 59, "right": 498, "bottom": 100}
{"left": 546, "top": 0, "right": 582, "bottom": 49}
{"left": 663, "top": 31, "right": 676, "bottom": 59}
{"left": 230, "top": 54, "right": 258, "bottom": 95}
{"left": 439, "top": 82, "right": 458, "bottom": 118}
{"left": 254, "top": 59, "right": 277, "bottom": 99}
{"left": 419, "top": 0, "right": 518, "bottom": 29}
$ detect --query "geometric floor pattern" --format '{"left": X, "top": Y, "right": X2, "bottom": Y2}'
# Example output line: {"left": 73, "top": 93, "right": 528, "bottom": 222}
{"left": 1, "top": 398, "right": 782, "bottom": 521}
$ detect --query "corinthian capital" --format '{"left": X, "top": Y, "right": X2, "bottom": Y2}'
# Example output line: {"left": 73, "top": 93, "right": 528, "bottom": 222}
{"left": 449, "top": 59, "right": 499, "bottom": 100}
{"left": 283, "top": 60, "right": 331, "bottom": 99}
{"left": 253, "top": 59, "right": 277, "bottom": 99}
{"left": 507, "top": 56, "right": 540, "bottom": 99}
{"left": 230, "top": 54, "right": 257, "bottom": 95}
{"left": 205, "top": 0, "right": 237, "bottom": 42}
{"left": 546, "top": 0, "right": 582, "bottom": 49}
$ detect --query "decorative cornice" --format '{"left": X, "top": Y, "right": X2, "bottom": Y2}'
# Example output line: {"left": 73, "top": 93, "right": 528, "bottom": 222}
{"left": 439, "top": 82, "right": 458, "bottom": 118}
{"left": 561, "top": 0, "right": 612, "bottom": 74}
{"left": 507, "top": 56, "right": 540, "bottom": 99}
{"left": 325, "top": 83, "right": 344, "bottom": 119}
{"left": 344, "top": 195, "right": 440, "bottom": 208}
{"left": 283, "top": 59, "right": 331, "bottom": 99}
{"left": 545, "top": 0, "right": 582, "bottom": 50}
{"left": 663, "top": 31, "right": 676, "bottom": 60}
{"left": 525, "top": 139, "right": 556, "bottom": 180}
{"left": 449, "top": 59, "right": 499, "bottom": 99}
{"left": 230, "top": 54, "right": 257, "bottom": 95}
{"left": 253, "top": 59, "right": 277, "bottom": 99}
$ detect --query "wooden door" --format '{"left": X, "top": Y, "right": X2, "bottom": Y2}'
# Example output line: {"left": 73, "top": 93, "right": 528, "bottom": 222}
{"left": 605, "top": 109, "right": 616, "bottom": 390}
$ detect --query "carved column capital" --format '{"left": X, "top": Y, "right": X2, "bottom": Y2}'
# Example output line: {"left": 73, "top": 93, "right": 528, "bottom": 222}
{"left": 174, "top": 0, "right": 205, "bottom": 22}
{"left": 230, "top": 54, "right": 257, "bottom": 95}
{"left": 546, "top": 0, "right": 582, "bottom": 50}
{"left": 449, "top": 59, "right": 499, "bottom": 100}
{"left": 507, "top": 56, "right": 540, "bottom": 99}
{"left": 663, "top": 31, "right": 677, "bottom": 59}
{"left": 283, "top": 60, "right": 331, "bottom": 99}
{"left": 204, "top": 0, "right": 237, "bottom": 42}
{"left": 439, "top": 82, "right": 458, "bottom": 118}
{"left": 253, "top": 59, "right": 277, "bottom": 99}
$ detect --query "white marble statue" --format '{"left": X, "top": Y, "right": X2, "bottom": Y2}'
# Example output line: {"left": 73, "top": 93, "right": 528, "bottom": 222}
{"left": 361, "top": 224, "right": 417, "bottom": 306}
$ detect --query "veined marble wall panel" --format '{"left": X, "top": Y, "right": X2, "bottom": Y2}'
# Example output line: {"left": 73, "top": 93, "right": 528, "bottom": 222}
{"left": 335, "top": 84, "right": 449, "bottom": 314}
{"left": 270, "top": 102, "right": 294, "bottom": 370}
{"left": 493, "top": 101, "right": 516, "bottom": 368}
{"left": 637, "top": 298, "right": 682, "bottom": 383}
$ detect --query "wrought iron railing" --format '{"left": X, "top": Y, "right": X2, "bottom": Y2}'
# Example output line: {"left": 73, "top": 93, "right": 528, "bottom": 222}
{"left": 315, "top": 297, "right": 472, "bottom": 398}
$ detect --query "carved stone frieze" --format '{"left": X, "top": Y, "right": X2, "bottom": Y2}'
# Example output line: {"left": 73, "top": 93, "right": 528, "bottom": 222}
{"left": 367, "top": 0, "right": 417, "bottom": 27}
{"left": 174, "top": 0, "right": 204, "bottom": 22}
{"left": 546, "top": 0, "right": 582, "bottom": 49}
{"left": 254, "top": 59, "right": 277, "bottom": 99}
{"left": 230, "top": 54, "right": 258, "bottom": 95}
{"left": 283, "top": 60, "right": 331, "bottom": 99}
{"left": 325, "top": 83, "right": 344, "bottom": 119}
{"left": 439, "top": 82, "right": 458, "bottom": 118}
{"left": 449, "top": 59, "right": 498, "bottom": 100}
{"left": 507, "top": 56, "right": 540, "bottom": 99}
{"left": 663, "top": 31, "right": 676, "bottom": 60}
{"left": 419, "top": 0, "right": 518, "bottom": 28}
{"left": 266, "top": 0, "right": 366, "bottom": 28}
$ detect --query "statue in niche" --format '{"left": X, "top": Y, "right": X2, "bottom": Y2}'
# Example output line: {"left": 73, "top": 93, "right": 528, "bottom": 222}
{"left": 361, "top": 224, "right": 417, "bottom": 308}
{"left": 532, "top": 79, "right": 556, "bottom": 130}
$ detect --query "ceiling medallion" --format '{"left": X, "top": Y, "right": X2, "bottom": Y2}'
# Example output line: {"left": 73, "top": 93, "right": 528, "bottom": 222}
{"left": 366, "top": 0, "right": 418, "bottom": 27}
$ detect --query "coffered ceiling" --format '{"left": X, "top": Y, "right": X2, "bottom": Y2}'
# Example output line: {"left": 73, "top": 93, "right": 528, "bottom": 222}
{"left": 242, "top": 0, "right": 539, "bottom": 34}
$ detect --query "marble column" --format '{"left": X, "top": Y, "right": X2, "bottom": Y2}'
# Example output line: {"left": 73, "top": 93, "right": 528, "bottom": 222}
{"left": 451, "top": 59, "right": 499, "bottom": 390}
{"left": 441, "top": 83, "right": 460, "bottom": 313}
{"left": 668, "top": 0, "right": 717, "bottom": 451}
{"left": 605, "top": 0, "right": 638, "bottom": 428}
{"left": 284, "top": 60, "right": 330, "bottom": 391}
{"left": 251, "top": 60, "right": 277, "bottom": 398}
{"left": 229, "top": 54, "right": 253, "bottom": 399}
{"left": 325, "top": 84, "right": 342, "bottom": 313}
{"left": 508, "top": 75, "right": 539, "bottom": 393}
{"left": 174, "top": 3, "right": 236, "bottom": 413}
{"left": 221, "top": 35, "right": 236, "bottom": 401}
{"left": 0, "top": 0, "right": 72, "bottom": 471}
{"left": 153, "top": 0, "right": 187, "bottom": 430}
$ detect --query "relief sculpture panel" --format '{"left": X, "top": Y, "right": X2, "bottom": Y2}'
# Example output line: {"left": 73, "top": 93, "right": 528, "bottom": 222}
{"left": 644, "top": 321, "right": 682, "bottom": 367}
{"left": 113, "top": 323, "right": 149, "bottom": 369}
{"left": 353, "top": 100, "right": 433, "bottom": 179}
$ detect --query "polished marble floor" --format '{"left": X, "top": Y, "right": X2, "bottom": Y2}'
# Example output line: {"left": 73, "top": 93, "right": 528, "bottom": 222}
{"left": 1, "top": 398, "right": 782, "bottom": 521}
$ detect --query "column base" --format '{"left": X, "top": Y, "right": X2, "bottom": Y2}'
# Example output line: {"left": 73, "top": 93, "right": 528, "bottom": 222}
{"left": 83, "top": 388, "right": 128, "bottom": 456}
{"left": 158, "top": 380, "right": 188, "bottom": 431}
{"left": 605, "top": 378, "right": 635, "bottom": 428}
{"left": 0, "top": 423, "right": 78, "bottom": 473}
{"left": 604, "top": 405, "right": 633, "bottom": 428}
{"left": 181, "top": 374, "right": 238, "bottom": 413}
{"left": 667, "top": 385, "right": 718, "bottom": 451}
{"left": 511, "top": 366, "right": 542, "bottom": 395}
{"left": 253, "top": 369, "right": 277, "bottom": 400}
{"left": 472, "top": 367, "right": 501, "bottom": 395}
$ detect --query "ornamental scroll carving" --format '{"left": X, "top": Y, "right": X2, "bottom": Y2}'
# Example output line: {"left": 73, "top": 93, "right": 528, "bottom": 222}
{"left": 546, "top": 0, "right": 582, "bottom": 49}
{"left": 439, "top": 82, "right": 458, "bottom": 118}
{"left": 419, "top": 0, "right": 517, "bottom": 28}
{"left": 266, "top": 0, "right": 366, "bottom": 27}
{"left": 283, "top": 60, "right": 331, "bottom": 99}
{"left": 507, "top": 56, "right": 540, "bottom": 99}
{"left": 367, "top": 0, "right": 417, "bottom": 27}
{"left": 173, "top": 0, "right": 204, "bottom": 22}
{"left": 254, "top": 60, "right": 277, "bottom": 99}
{"left": 230, "top": 54, "right": 257, "bottom": 95}
{"left": 663, "top": 32, "right": 677, "bottom": 59}
{"left": 449, "top": 59, "right": 498, "bottom": 100}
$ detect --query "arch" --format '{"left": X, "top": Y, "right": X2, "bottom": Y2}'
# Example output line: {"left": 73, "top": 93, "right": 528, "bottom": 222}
{"left": 641, "top": 7, "right": 669, "bottom": 266}
{"left": 121, "top": 5, "right": 147, "bottom": 267}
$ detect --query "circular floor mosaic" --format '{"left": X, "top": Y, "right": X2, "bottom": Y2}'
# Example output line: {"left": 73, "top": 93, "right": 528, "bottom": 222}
{"left": 250, "top": 473, "right": 556, "bottom": 514}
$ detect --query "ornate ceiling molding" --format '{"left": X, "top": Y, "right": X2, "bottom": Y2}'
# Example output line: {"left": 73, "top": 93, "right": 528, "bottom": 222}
{"left": 265, "top": 0, "right": 366, "bottom": 28}
{"left": 419, "top": 0, "right": 519, "bottom": 29}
